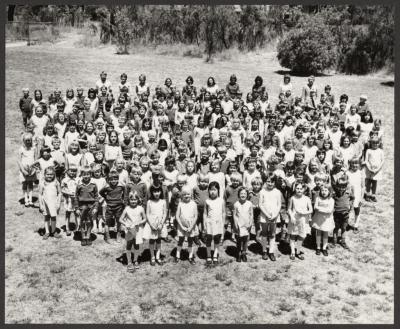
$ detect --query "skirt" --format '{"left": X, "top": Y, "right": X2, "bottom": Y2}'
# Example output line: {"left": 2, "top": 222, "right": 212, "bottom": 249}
{"left": 177, "top": 224, "right": 199, "bottom": 238}
{"left": 311, "top": 213, "right": 335, "bottom": 232}
{"left": 63, "top": 196, "right": 75, "bottom": 212}
{"left": 288, "top": 214, "right": 310, "bottom": 239}
{"left": 365, "top": 167, "right": 383, "bottom": 181}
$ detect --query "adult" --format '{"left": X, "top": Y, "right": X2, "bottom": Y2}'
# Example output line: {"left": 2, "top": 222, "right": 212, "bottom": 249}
{"left": 182, "top": 76, "right": 197, "bottom": 100}
{"left": 95, "top": 71, "right": 112, "bottom": 94}
{"left": 205, "top": 76, "right": 219, "bottom": 95}
{"left": 302, "top": 75, "right": 318, "bottom": 103}
{"left": 160, "top": 78, "right": 174, "bottom": 98}
{"left": 251, "top": 76, "right": 266, "bottom": 100}
{"left": 279, "top": 74, "right": 293, "bottom": 95}
{"left": 226, "top": 74, "right": 242, "bottom": 99}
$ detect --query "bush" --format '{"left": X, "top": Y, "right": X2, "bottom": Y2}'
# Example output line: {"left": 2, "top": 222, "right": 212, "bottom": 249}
{"left": 277, "top": 17, "right": 338, "bottom": 74}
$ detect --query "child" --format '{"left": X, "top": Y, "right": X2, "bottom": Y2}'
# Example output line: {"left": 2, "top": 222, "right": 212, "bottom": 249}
{"left": 332, "top": 175, "right": 354, "bottom": 249}
{"left": 193, "top": 173, "right": 209, "bottom": 242}
{"left": 287, "top": 182, "right": 313, "bottom": 260}
{"left": 61, "top": 165, "right": 79, "bottom": 236}
{"left": 243, "top": 158, "right": 262, "bottom": 190}
{"left": 175, "top": 186, "right": 199, "bottom": 264}
{"left": 75, "top": 166, "right": 99, "bottom": 246}
{"left": 311, "top": 183, "right": 334, "bottom": 256}
{"left": 99, "top": 170, "right": 126, "bottom": 244}
{"left": 347, "top": 158, "right": 365, "bottom": 233}
{"left": 114, "top": 157, "right": 129, "bottom": 187}
{"left": 207, "top": 159, "right": 226, "bottom": 197}
{"left": 18, "top": 133, "right": 38, "bottom": 207}
{"left": 143, "top": 184, "right": 168, "bottom": 266}
{"left": 233, "top": 187, "right": 253, "bottom": 262}
{"left": 259, "top": 173, "right": 281, "bottom": 261}
{"left": 19, "top": 88, "right": 33, "bottom": 127}
{"left": 38, "top": 167, "right": 62, "bottom": 239}
{"left": 364, "top": 138, "right": 384, "bottom": 202}
{"left": 104, "top": 130, "right": 123, "bottom": 169}
{"left": 119, "top": 192, "right": 146, "bottom": 272}
{"left": 249, "top": 177, "right": 263, "bottom": 241}
{"left": 224, "top": 172, "right": 242, "bottom": 243}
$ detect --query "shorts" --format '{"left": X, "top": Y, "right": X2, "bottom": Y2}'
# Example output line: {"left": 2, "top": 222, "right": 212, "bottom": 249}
{"left": 280, "top": 209, "right": 289, "bottom": 224}
{"left": 334, "top": 211, "right": 349, "bottom": 231}
{"left": 64, "top": 196, "right": 75, "bottom": 212}
{"left": 105, "top": 205, "right": 124, "bottom": 227}
{"left": 260, "top": 221, "right": 277, "bottom": 238}
{"left": 126, "top": 227, "right": 143, "bottom": 245}
{"left": 79, "top": 203, "right": 97, "bottom": 223}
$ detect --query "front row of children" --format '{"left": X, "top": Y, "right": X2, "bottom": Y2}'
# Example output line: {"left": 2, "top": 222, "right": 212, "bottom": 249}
{"left": 37, "top": 158, "right": 356, "bottom": 272}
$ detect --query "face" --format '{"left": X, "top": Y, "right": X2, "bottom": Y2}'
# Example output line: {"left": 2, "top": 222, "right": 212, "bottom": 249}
{"left": 239, "top": 189, "right": 248, "bottom": 202}
{"left": 93, "top": 169, "right": 102, "bottom": 178}
{"left": 310, "top": 163, "right": 318, "bottom": 173}
{"left": 95, "top": 152, "right": 104, "bottom": 161}
{"left": 350, "top": 161, "right": 359, "bottom": 171}
{"left": 129, "top": 197, "right": 138, "bottom": 207}
{"left": 45, "top": 171, "right": 54, "bottom": 182}
{"left": 266, "top": 179, "right": 275, "bottom": 190}
{"left": 153, "top": 190, "right": 161, "bottom": 200}
{"left": 116, "top": 160, "right": 124, "bottom": 170}
{"left": 209, "top": 186, "right": 218, "bottom": 199}
{"left": 131, "top": 171, "right": 141, "bottom": 182}
{"left": 248, "top": 162, "right": 256, "bottom": 171}
{"left": 320, "top": 186, "right": 329, "bottom": 198}
{"left": 295, "top": 184, "right": 304, "bottom": 195}
{"left": 109, "top": 177, "right": 119, "bottom": 187}
{"left": 81, "top": 171, "right": 91, "bottom": 183}
{"left": 199, "top": 179, "right": 209, "bottom": 189}
{"left": 67, "top": 168, "right": 77, "bottom": 178}
{"left": 252, "top": 181, "right": 262, "bottom": 192}
{"left": 35, "top": 107, "right": 43, "bottom": 117}
{"left": 342, "top": 137, "right": 350, "bottom": 147}
{"left": 110, "top": 133, "right": 118, "bottom": 143}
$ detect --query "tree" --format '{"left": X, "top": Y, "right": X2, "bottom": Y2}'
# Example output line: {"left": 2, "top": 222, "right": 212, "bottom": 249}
{"left": 114, "top": 6, "right": 133, "bottom": 54}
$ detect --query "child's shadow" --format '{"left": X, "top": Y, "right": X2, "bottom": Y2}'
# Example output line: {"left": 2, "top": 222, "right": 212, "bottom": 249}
{"left": 277, "top": 240, "right": 291, "bottom": 255}
{"left": 37, "top": 227, "right": 61, "bottom": 236}
{"left": 169, "top": 247, "right": 189, "bottom": 260}
{"left": 248, "top": 241, "right": 263, "bottom": 255}
{"left": 19, "top": 197, "right": 39, "bottom": 208}
{"left": 196, "top": 246, "right": 208, "bottom": 260}
{"left": 225, "top": 245, "right": 238, "bottom": 258}
{"left": 72, "top": 231, "right": 98, "bottom": 242}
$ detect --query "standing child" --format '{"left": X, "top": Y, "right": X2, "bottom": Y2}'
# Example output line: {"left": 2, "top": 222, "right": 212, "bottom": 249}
{"left": 311, "top": 183, "right": 334, "bottom": 256}
{"left": 204, "top": 182, "right": 226, "bottom": 265}
{"left": 105, "top": 130, "right": 123, "bottom": 169}
{"left": 364, "top": 138, "right": 384, "bottom": 202}
{"left": 119, "top": 192, "right": 146, "bottom": 272}
{"left": 175, "top": 186, "right": 199, "bottom": 264}
{"left": 207, "top": 159, "right": 226, "bottom": 197}
{"left": 38, "top": 167, "right": 62, "bottom": 239}
{"left": 224, "top": 172, "right": 242, "bottom": 243}
{"left": 259, "top": 174, "right": 281, "bottom": 261}
{"left": 75, "top": 166, "right": 99, "bottom": 246}
{"left": 19, "top": 88, "right": 33, "bottom": 127}
{"left": 233, "top": 187, "right": 253, "bottom": 262}
{"left": 61, "top": 165, "right": 79, "bottom": 236}
{"left": 193, "top": 174, "right": 210, "bottom": 242}
{"left": 143, "top": 184, "right": 168, "bottom": 266}
{"left": 347, "top": 158, "right": 365, "bottom": 233}
{"left": 287, "top": 182, "right": 313, "bottom": 260}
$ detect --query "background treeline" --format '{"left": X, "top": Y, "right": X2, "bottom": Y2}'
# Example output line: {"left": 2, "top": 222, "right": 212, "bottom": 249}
{"left": 6, "top": 5, "right": 394, "bottom": 74}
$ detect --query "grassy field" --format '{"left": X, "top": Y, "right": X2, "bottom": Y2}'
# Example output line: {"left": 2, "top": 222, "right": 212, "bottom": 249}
{"left": 5, "top": 40, "right": 394, "bottom": 324}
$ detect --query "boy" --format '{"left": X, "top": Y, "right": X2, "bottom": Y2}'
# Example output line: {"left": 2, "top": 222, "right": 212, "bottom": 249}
{"left": 224, "top": 172, "right": 242, "bottom": 243}
{"left": 125, "top": 166, "right": 148, "bottom": 209}
{"left": 19, "top": 88, "right": 33, "bottom": 127}
{"left": 75, "top": 166, "right": 99, "bottom": 246}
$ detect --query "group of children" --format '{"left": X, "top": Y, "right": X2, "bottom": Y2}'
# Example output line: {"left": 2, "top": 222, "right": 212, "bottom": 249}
{"left": 17, "top": 72, "right": 385, "bottom": 272}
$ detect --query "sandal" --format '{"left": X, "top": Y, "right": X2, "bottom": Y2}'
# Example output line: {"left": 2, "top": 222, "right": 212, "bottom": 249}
{"left": 213, "top": 257, "right": 218, "bottom": 265}
{"left": 296, "top": 253, "right": 304, "bottom": 260}
{"left": 189, "top": 257, "right": 196, "bottom": 265}
{"left": 156, "top": 258, "right": 163, "bottom": 266}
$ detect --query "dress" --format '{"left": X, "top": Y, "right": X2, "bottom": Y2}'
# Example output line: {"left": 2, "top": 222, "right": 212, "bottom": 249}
{"left": 204, "top": 197, "right": 224, "bottom": 236}
{"left": 176, "top": 200, "right": 199, "bottom": 237}
{"left": 347, "top": 170, "right": 364, "bottom": 207}
{"left": 233, "top": 200, "right": 253, "bottom": 237}
{"left": 19, "top": 146, "right": 37, "bottom": 183}
{"left": 311, "top": 197, "right": 335, "bottom": 232}
{"left": 61, "top": 176, "right": 78, "bottom": 211}
{"left": 365, "top": 148, "right": 384, "bottom": 181}
{"left": 143, "top": 200, "right": 167, "bottom": 240}
{"left": 288, "top": 195, "right": 312, "bottom": 238}
{"left": 124, "top": 206, "right": 144, "bottom": 244}
{"left": 41, "top": 180, "right": 59, "bottom": 217}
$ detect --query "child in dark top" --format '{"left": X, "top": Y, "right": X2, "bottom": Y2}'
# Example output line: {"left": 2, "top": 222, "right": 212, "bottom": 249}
{"left": 19, "top": 88, "right": 33, "bottom": 127}
{"left": 249, "top": 176, "right": 263, "bottom": 241}
{"left": 224, "top": 172, "right": 242, "bottom": 243}
{"left": 192, "top": 173, "right": 209, "bottom": 242}
{"left": 196, "top": 148, "right": 211, "bottom": 175}
{"left": 125, "top": 166, "right": 148, "bottom": 208}
{"left": 120, "top": 131, "right": 134, "bottom": 161}
{"left": 276, "top": 176, "right": 290, "bottom": 243}
{"left": 99, "top": 170, "right": 127, "bottom": 244}
{"left": 75, "top": 166, "right": 99, "bottom": 246}
{"left": 332, "top": 175, "right": 354, "bottom": 250}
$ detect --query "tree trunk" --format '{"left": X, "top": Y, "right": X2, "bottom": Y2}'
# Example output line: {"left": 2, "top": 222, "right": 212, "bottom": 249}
{"left": 8, "top": 5, "right": 16, "bottom": 22}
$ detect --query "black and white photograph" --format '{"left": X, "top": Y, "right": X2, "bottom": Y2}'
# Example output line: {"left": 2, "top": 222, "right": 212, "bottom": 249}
{"left": 4, "top": 4, "right": 394, "bottom": 324}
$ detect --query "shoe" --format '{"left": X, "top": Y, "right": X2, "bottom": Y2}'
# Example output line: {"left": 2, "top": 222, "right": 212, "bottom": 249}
{"left": 332, "top": 235, "right": 337, "bottom": 246}
{"left": 370, "top": 195, "right": 377, "bottom": 202}
{"left": 241, "top": 253, "right": 247, "bottom": 262}
{"left": 189, "top": 257, "right": 196, "bottom": 265}
{"left": 104, "top": 232, "right": 111, "bottom": 244}
{"left": 81, "top": 239, "right": 87, "bottom": 246}
{"left": 322, "top": 249, "right": 328, "bottom": 256}
{"left": 316, "top": 249, "right": 321, "bottom": 256}
{"left": 42, "top": 233, "right": 50, "bottom": 240}
{"left": 133, "top": 261, "right": 140, "bottom": 269}
{"left": 262, "top": 251, "right": 269, "bottom": 260}
{"left": 87, "top": 239, "right": 92, "bottom": 246}
{"left": 213, "top": 256, "right": 219, "bottom": 265}
{"left": 127, "top": 263, "right": 135, "bottom": 273}
{"left": 53, "top": 232, "right": 62, "bottom": 239}
{"left": 290, "top": 254, "right": 295, "bottom": 260}
{"left": 296, "top": 253, "right": 304, "bottom": 260}
{"left": 66, "top": 231, "right": 71, "bottom": 237}
{"left": 341, "top": 241, "right": 350, "bottom": 250}
{"left": 174, "top": 257, "right": 180, "bottom": 264}
{"left": 353, "top": 227, "right": 359, "bottom": 234}
{"left": 156, "top": 258, "right": 163, "bottom": 266}
{"left": 269, "top": 253, "right": 276, "bottom": 261}
{"left": 236, "top": 254, "right": 242, "bottom": 262}
{"left": 364, "top": 194, "right": 371, "bottom": 202}
{"left": 150, "top": 258, "right": 156, "bottom": 266}
{"left": 206, "top": 258, "right": 212, "bottom": 266}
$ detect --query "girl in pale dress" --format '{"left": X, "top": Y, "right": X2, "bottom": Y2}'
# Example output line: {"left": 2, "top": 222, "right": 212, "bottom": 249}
{"left": 175, "top": 187, "right": 198, "bottom": 264}
{"left": 311, "top": 184, "right": 334, "bottom": 256}
{"left": 347, "top": 158, "right": 365, "bottom": 233}
{"left": 364, "top": 138, "right": 384, "bottom": 202}
{"left": 18, "top": 133, "right": 38, "bottom": 207}
{"left": 288, "top": 182, "right": 313, "bottom": 260}
{"left": 207, "top": 159, "right": 226, "bottom": 197}
{"left": 119, "top": 192, "right": 147, "bottom": 272}
{"left": 339, "top": 135, "right": 354, "bottom": 169}
{"left": 38, "top": 167, "right": 62, "bottom": 240}
{"left": 143, "top": 185, "right": 168, "bottom": 266}
{"left": 228, "top": 118, "right": 245, "bottom": 163}
{"left": 233, "top": 187, "right": 253, "bottom": 262}
{"left": 204, "top": 182, "right": 226, "bottom": 265}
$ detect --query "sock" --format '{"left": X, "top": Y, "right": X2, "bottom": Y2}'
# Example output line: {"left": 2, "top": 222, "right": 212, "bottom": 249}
{"left": 316, "top": 231, "right": 321, "bottom": 249}
{"left": 322, "top": 233, "right": 328, "bottom": 250}
{"left": 269, "top": 239, "right": 275, "bottom": 254}
{"left": 156, "top": 249, "right": 161, "bottom": 259}
{"left": 28, "top": 190, "right": 33, "bottom": 202}
{"left": 176, "top": 249, "right": 181, "bottom": 259}
{"left": 24, "top": 191, "right": 28, "bottom": 204}
{"left": 213, "top": 246, "right": 219, "bottom": 258}
{"left": 189, "top": 247, "right": 194, "bottom": 258}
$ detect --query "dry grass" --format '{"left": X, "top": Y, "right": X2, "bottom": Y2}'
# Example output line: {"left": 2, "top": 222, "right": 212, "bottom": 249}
{"left": 5, "top": 39, "right": 394, "bottom": 324}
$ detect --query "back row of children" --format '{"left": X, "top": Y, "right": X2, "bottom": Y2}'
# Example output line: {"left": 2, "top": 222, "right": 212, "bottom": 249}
{"left": 18, "top": 72, "right": 384, "bottom": 271}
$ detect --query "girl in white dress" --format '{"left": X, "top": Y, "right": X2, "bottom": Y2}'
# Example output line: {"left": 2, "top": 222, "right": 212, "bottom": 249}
{"left": 38, "top": 167, "right": 62, "bottom": 240}
{"left": 193, "top": 117, "right": 208, "bottom": 162}
{"left": 204, "top": 182, "right": 226, "bottom": 265}
{"left": 288, "top": 182, "right": 313, "bottom": 260}
{"left": 364, "top": 138, "right": 384, "bottom": 202}
{"left": 119, "top": 192, "right": 146, "bottom": 272}
{"left": 175, "top": 187, "right": 198, "bottom": 264}
{"left": 143, "top": 185, "right": 168, "bottom": 266}
{"left": 347, "top": 158, "right": 365, "bottom": 233}
{"left": 207, "top": 159, "right": 226, "bottom": 197}
{"left": 311, "top": 184, "right": 334, "bottom": 256}
{"left": 233, "top": 187, "right": 253, "bottom": 262}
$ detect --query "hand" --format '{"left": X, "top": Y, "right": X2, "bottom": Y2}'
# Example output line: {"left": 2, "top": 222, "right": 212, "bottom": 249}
{"left": 75, "top": 209, "right": 81, "bottom": 216}
{"left": 91, "top": 208, "right": 98, "bottom": 216}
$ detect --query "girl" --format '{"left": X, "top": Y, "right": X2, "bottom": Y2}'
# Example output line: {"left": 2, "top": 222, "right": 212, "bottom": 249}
{"left": 54, "top": 112, "right": 68, "bottom": 140}
{"left": 96, "top": 131, "right": 107, "bottom": 154}
{"left": 322, "top": 139, "right": 335, "bottom": 171}
{"left": 233, "top": 187, "right": 253, "bottom": 262}
{"left": 61, "top": 165, "right": 79, "bottom": 236}
{"left": 140, "top": 118, "right": 155, "bottom": 146}
{"left": 65, "top": 141, "right": 83, "bottom": 171}
{"left": 131, "top": 135, "right": 148, "bottom": 164}
{"left": 205, "top": 76, "right": 219, "bottom": 95}
{"left": 359, "top": 111, "right": 374, "bottom": 145}
{"left": 135, "top": 74, "right": 150, "bottom": 98}
{"left": 34, "top": 145, "right": 57, "bottom": 183}
{"left": 104, "top": 130, "right": 123, "bottom": 168}
{"left": 30, "top": 106, "right": 49, "bottom": 138}
{"left": 282, "top": 139, "right": 295, "bottom": 164}
{"left": 311, "top": 183, "right": 334, "bottom": 256}
{"left": 184, "top": 160, "right": 198, "bottom": 191}
{"left": 347, "top": 158, "right": 365, "bottom": 233}
{"left": 157, "top": 139, "right": 170, "bottom": 166}
{"left": 243, "top": 159, "right": 262, "bottom": 190}
{"left": 204, "top": 182, "right": 226, "bottom": 265}
{"left": 38, "top": 167, "right": 62, "bottom": 240}
{"left": 64, "top": 88, "right": 76, "bottom": 115}
{"left": 207, "top": 159, "right": 226, "bottom": 197}
{"left": 364, "top": 138, "right": 384, "bottom": 202}
{"left": 259, "top": 174, "right": 281, "bottom": 261}
{"left": 119, "top": 192, "right": 146, "bottom": 272}
{"left": 304, "top": 135, "right": 318, "bottom": 165}
{"left": 339, "top": 135, "right": 354, "bottom": 169}
{"left": 229, "top": 118, "right": 245, "bottom": 163}
{"left": 175, "top": 186, "right": 199, "bottom": 264}
{"left": 18, "top": 133, "right": 38, "bottom": 207}
{"left": 287, "top": 182, "right": 313, "bottom": 260}
{"left": 64, "top": 123, "right": 80, "bottom": 151}
{"left": 143, "top": 185, "right": 168, "bottom": 266}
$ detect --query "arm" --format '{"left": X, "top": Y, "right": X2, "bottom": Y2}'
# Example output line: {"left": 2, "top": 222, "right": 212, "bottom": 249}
{"left": 146, "top": 202, "right": 156, "bottom": 230}
{"left": 118, "top": 208, "right": 128, "bottom": 228}
{"left": 56, "top": 181, "right": 62, "bottom": 211}
{"left": 259, "top": 191, "right": 271, "bottom": 219}
{"left": 233, "top": 203, "right": 239, "bottom": 229}
{"left": 270, "top": 190, "right": 281, "bottom": 219}
{"left": 38, "top": 183, "right": 44, "bottom": 211}
{"left": 175, "top": 203, "right": 185, "bottom": 230}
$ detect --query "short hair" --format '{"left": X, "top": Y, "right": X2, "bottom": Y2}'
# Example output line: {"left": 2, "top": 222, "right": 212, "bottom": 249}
{"left": 149, "top": 184, "right": 164, "bottom": 200}
{"left": 108, "top": 170, "right": 119, "bottom": 180}
{"left": 208, "top": 181, "right": 220, "bottom": 194}
{"left": 237, "top": 186, "right": 249, "bottom": 198}
{"left": 80, "top": 165, "right": 92, "bottom": 175}
{"left": 165, "top": 155, "right": 175, "bottom": 166}
{"left": 230, "top": 172, "right": 242, "bottom": 183}
{"left": 251, "top": 176, "right": 263, "bottom": 186}
{"left": 264, "top": 172, "right": 277, "bottom": 184}
{"left": 314, "top": 172, "right": 328, "bottom": 183}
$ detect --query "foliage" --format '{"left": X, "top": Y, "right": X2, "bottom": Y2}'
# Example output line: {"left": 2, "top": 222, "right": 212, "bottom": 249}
{"left": 277, "top": 16, "right": 338, "bottom": 74}
{"left": 114, "top": 6, "right": 132, "bottom": 54}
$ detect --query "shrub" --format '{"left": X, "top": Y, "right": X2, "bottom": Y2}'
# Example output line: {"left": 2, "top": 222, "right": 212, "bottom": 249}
{"left": 277, "top": 17, "right": 338, "bottom": 74}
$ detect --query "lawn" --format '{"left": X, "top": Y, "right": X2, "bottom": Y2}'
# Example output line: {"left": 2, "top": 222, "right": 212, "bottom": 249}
{"left": 5, "top": 41, "right": 394, "bottom": 324}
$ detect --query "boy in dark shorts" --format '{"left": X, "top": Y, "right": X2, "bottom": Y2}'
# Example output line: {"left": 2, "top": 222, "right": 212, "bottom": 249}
{"left": 19, "top": 88, "right": 32, "bottom": 127}
{"left": 75, "top": 166, "right": 99, "bottom": 246}
{"left": 332, "top": 175, "right": 354, "bottom": 249}
{"left": 100, "top": 170, "right": 126, "bottom": 244}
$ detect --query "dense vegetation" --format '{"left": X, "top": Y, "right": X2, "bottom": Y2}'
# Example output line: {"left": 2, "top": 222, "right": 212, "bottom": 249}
{"left": 6, "top": 4, "right": 394, "bottom": 74}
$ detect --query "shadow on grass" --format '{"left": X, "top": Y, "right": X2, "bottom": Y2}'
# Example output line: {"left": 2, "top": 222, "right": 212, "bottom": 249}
{"left": 380, "top": 81, "right": 394, "bottom": 87}
{"left": 18, "top": 196, "right": 38, "bottom": 205}
{"left": 274, "top": 69, "right": 333, "bottom": 78}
